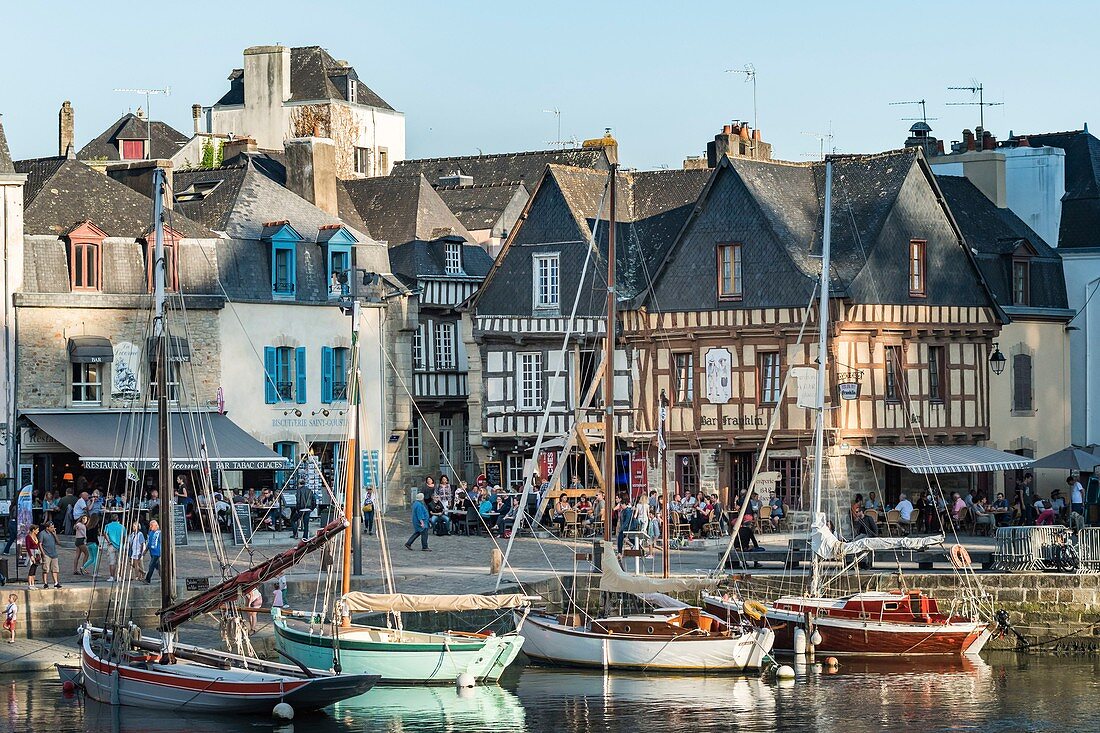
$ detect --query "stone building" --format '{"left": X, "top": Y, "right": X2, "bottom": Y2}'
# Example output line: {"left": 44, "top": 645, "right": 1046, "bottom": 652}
{"left": 208, "top": 45, "right": 405, "bottom": 179}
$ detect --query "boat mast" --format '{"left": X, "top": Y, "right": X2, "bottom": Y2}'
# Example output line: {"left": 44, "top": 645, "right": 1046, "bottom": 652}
{"left": 603, "top": 164, "right": 618, "bottom": 542}
{"left": 152, "top": 167, "right": 175, "bottom": 620}
{"left": 342, "top": 299, "right": 361, "bottom": 597}
{"left": 809, "top": 159, "right": 833, "bottom": 599}
{"left": 660, "top": 389, "right": 669, "bottom": 578}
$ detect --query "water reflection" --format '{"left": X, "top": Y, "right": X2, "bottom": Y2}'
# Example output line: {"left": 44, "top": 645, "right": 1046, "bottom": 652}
{"left": 5, "top": 654, "right": 1100, "bottom": 733}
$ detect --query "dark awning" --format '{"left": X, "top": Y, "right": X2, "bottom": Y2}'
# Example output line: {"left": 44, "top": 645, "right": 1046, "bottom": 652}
{"left": 856, "top": 445, "right": 1034, "bottom": 475}
{"left": 146, "top": 336, "right": 191, "bottom": 363}
{"left": 67, "top": 336, "right": 114, "bottom": 363}
{"left": 23, "top": 411, "right": 289, "bottom": 470}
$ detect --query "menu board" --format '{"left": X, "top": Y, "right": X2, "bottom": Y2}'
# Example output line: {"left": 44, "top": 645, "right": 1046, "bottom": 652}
{"left": 483, "top": 461, "right": 503, "bottom": 489}
{"left": 231, "top": 503, "right": 253, "bottom": 546}
{"left": 172, "top": 503, "right": 189, "bottom": 547}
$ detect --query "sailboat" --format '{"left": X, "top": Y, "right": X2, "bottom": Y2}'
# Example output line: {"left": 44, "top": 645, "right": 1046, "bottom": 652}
{"left": 79, "top": 167, "right": 379, "bottom": 713}
{"left": 503, "top": 161, "right": 774, "bottom": 672}
{"left": 271, "top": 291, "right": 530, "bottom": 684}
{"left": 701, "top": 158, "right": 991, "bottom": 657}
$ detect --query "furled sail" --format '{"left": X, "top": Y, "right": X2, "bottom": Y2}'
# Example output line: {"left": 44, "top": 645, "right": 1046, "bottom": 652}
{"left": 598, "top": 544, "right": 717, "bottom": 594}
{"left": 810, "top": 513, "right": 943, "bottom": 560}
{"left": 341, "top": 592, "right": 536, "bottom": 613}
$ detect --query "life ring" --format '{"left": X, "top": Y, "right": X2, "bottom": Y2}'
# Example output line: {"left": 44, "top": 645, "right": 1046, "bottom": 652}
{"left": 949, "top": 544, "right": 972, "bottom": 569}
{"left": 744, "top": 600, "right": 768, "bottom": 621}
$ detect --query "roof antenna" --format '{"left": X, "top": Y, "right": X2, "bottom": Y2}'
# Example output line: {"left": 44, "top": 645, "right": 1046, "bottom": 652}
{"left": 543, "top": 108, "right": 562, "bottom": 149}
{"left": 946, "top": 82, "right": 1003, "bottom": 131}
{"left": 889, "top": 99, "right": 939, "bottom": 126}
{"left": 801, "top": 125, "right": 835, "bottom": 161}
{"left": 114, "top": 86, "right": 172, "bottom": 156}
{"left": 725, "top": 64, "right": 758, "bottom": 136}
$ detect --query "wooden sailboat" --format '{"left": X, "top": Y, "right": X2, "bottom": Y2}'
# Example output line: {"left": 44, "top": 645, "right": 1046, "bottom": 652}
{"left": 702, "top": 158, "right": 990, "bottom": 657}
{"left": 79, "top": 167, "right": 379, "bottom": 712}
{"left": 508, "top": 161, "right": 774, "bottom": 672}
{"left": 271, "top": 289, "right": 529, "bottom": 684}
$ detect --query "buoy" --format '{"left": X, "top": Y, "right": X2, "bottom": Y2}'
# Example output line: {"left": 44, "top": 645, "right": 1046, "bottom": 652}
{"left": 273, "top": 702, "right": 295, "bottom": 720}
{"left": 62, "top": 680, "right": 76, "bottom": 693}
{"left": 810, "top": 630, "right": 823, "bottom": 647}
{"left": 456, "top": 673, "right": 476, "bottom": 689}
{"left": 775, "top": 665, "right": 796, "bottom": 680}
{"left": 793, "top": 627, "right": 808, "bottom": 655}
{"left": 825, "top": 656, "right": 839, "bottom": 668}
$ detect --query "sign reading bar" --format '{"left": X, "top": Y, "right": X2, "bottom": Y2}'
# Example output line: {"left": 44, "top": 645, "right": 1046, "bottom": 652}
{"left": 231, "top": 502, "right": 253, "bottom": 546}
{"left": 483, "top": 461, "right": 503, "bottom": 489}
{"left": 172, "top": 503, "right": 189, "bottom": 547}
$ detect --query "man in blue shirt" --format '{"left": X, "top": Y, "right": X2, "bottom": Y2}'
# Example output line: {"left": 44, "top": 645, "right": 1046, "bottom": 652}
{"left": 145, "top": 520, "right": 162, "bottom": 584}
{"left": 404, "top": 493, "right": 431, "bottom": 551}
{"left": 103, "top": 517, "right": 125, "bottom": 582}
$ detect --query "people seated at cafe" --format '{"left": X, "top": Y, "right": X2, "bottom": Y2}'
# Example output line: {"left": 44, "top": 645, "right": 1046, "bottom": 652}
{"left": 1050, "top": 489, "right": 1066, "bottom": 520}
{"left": 766, "top": 496, "right": 784, "bottom": 531}
{"left": 576, "top": 494, "right": 592, "bottom": 515}
{"left": 864, "top": 491, "right": 883, "bottom": 514}
{"left": 436, "top": 475, "right": 453, "bottom": 507}
{"left": 850, "top": 494, "right": 878, "bottom": 537}
{"left": 894, "top": 492, "right": 915, "bottom": 531}
{"left": 1034, "top": 498, "right": 1057, "bottom": 526}
{"left": 568, "top": 476, "right": 582, "bottom": 490}
{"left": 587, "top": 495, "right": 605, "bottom": 534}
{"left": 428, "top": 495, "right": 451, "bottom": 535}
{"left": 948, "top": 492, "right": 966, "bottom": 527}
{"left": 214, "top": 492, "right": 231, "bottom": 529}
{"left": 972, "top": 497, "right": 996, "bottom": 533}
{"left": 551, "top": 493, "right": 570, "bottom": 534}
{"left": 494, "top": 494, "right": 515, "bottom": 536}
{"left": 747, "top": 492, "right": 762, "bottom": 519}
{"left": 690, "top": 494, "right": 713, "bottom": 537}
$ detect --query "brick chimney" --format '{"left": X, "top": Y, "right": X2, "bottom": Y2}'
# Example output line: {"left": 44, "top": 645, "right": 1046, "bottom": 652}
{"left": 192, "top": 104, "right": 203, "bottom": 134}
{"left": 106, "top": 159, "right": 174, "bottom": 210}
{"left": 221, "top": 136, "right": 257, "bottom": 163}
{"left": 284, "top": 136, "right": 338, "bottom": 216}
{"left": 59, "top": 101, "right": 75, "bottom": 158}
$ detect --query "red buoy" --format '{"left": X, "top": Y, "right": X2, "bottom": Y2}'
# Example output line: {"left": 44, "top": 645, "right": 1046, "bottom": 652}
{"left": 62, "top": 680, "right": 76, "bottom": 693}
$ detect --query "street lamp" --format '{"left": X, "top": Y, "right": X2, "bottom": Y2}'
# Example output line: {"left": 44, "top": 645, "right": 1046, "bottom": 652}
{"left": 989, "top": 342, "right": 1006, "bottom": 375}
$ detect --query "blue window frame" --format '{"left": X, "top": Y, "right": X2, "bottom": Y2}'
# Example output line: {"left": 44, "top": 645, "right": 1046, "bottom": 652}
{"left": 264, "top": 346, "right": 298, "bottom": 403}
{"left": 322, "top": 346, "right": 350, "bottom": 403}
{"left": 263, "top": 222, "right": 303, "bottom": 299}
{"left": 322, "top": 228, "right": 356, "bottom": 299}
{"left": 274, "top": 441, "right": 297, "bottom": 487}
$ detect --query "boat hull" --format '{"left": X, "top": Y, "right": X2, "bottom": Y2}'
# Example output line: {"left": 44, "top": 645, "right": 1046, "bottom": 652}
{"left": 517, "top": 612, "right": 774, "bottom": 672}
{"left": 80, "top": 629, "right": 377, "bottom": 713}
{"left": 272, "top": 610, "right": 524, "bottom": 683}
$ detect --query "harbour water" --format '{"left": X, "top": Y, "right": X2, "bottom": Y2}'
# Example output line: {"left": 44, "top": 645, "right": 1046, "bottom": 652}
{"left": 4, "top": 654, "right": 1099, "bottom": 732}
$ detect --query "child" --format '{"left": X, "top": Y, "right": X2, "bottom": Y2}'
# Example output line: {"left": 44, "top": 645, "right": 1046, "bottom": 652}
{"left": 4, "top": 593, "right": 16, "bottom": 643}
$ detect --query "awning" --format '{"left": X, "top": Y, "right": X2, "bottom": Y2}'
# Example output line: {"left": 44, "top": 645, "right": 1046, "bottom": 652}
{"left": 146, "top": 336, "right": 191, "bottom": 363}
{"left": 855, "top": 445, "right": 1034, "bottom": 474}
{"left": 67, "top": 336, "right": 114, "bottom": 363}
{"left": 23, "top": 411, "right": 289, "bottom": 470}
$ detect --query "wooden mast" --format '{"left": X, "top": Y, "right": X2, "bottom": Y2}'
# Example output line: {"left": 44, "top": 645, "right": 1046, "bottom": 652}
{"left": 809, "top": 159, "right": 833, "bottom": 599}
{"left": 660, "top": 389, "right": 670, "bottom": 578}
{"left": 152, "top": 167, "right": 175, "bottom": 623}
{"left": 602, "top": 164, "right": 618, "bottom": 542}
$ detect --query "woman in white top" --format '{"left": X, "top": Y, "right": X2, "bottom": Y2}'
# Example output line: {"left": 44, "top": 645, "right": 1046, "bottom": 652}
{"left": 128, "top": 521, "right": 146, "bottom": 577}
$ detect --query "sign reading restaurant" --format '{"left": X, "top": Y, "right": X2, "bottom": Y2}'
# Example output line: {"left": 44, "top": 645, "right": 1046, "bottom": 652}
{"left": 82, "top": 459, "right": 291, "bottom": 470}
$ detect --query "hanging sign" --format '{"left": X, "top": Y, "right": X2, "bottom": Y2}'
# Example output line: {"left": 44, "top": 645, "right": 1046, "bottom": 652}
{"left": 361, "top": 449, "right": 380, "bottom": 489}
{"left": 753, "top": 471, "right": 782, "bottom": 503}
{"left": 538, "top": 450, "right": 559, "bottom": 483}
{"left": 705, "top": 348, "right": 732, "bottom": 404}
{"left": 630, "top": 452, "right": 649, "bottom": 500}
{"left": 791, "top": 367, "right": 819, "bottom": 409}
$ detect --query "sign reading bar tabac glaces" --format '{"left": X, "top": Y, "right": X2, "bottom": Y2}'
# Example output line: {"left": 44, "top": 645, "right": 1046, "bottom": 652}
{"left": 82, "top": 459, "right": 289, "bottom": 470}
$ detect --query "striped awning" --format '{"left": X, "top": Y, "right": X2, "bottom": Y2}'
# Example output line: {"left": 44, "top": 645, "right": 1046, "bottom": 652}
{"left": 856, "top": 445, "right": 1034, "bottom": 474}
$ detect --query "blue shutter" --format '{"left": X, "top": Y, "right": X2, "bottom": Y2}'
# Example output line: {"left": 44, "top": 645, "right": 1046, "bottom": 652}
{"left": 321, "top": 346, "right": 334, "bottom": 404}
{"left": 295, "top": 346, "right": 307, "bottom": 404}
{"left": 263, "top": 347, "right": 277, "bottom": 404}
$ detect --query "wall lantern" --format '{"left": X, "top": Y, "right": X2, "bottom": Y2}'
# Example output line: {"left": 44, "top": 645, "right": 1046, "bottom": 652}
{"left": 837, "top": 370, "right": 863, "bottom": 400}
{"left": 989, "top": 342, "right": 1007, "bottom": 376}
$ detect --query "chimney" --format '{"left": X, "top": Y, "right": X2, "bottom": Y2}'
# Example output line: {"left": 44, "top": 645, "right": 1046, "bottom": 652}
{"left": 284, "top": 136, "right": 338, "bottom": 216}
{"left": 243, "top": 45, "right": 291, "bottom": 149}
{"left": 59, "top": 101, "right": 75, "bottom": 158}
{"left": 962, "top": 129, "right": 976, "bottom": 151}
{"left": 192, "top": 104, "right": 202, "bottom": 134}
{"left": 106, "top": 159, "right": 174, "bottom": 210}
{"left": 221, "top": 136, "right": 257, "bottom": 163}
{"left": 135, "top": 107, "right": 145, "bottom": 121}
{"left": 581, "top": 129, "right": 618, "bottom": 167}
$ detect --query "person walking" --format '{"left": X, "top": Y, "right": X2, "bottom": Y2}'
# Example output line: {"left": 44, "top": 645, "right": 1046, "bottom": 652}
{"left": 144, "top": 520, "right": 161, "bottom": 584}
{"left": 1069, "top": 475, "right": 1086, "bottom": 517}
{"left": 128, "top": 520, "right": 146, "bottom": 579}
{"left": 38, "top": 521, "right": 61, "bottom": 589}
{"left": 24, "top": 525, "right": 41, "bottom": 590}
{"left": 103, "top": 516, "right": 125, "bottom": 582}
{"left": 1, "top": 511, "right": 16, "bottom": 555}
{"left": 404, "top": 493, "right": 431, "bottom": 551}
{"left": 291, "top": 480, "right": 317, "bottom": 539}
{"left": 72, "top": 516, "right": 89, "bottom": 575}
{"left": 82, "top": 520, "right": 100, "bottom": 577}
{"left": 362, "top": 487, "right": 376, "bottom": 536}
{"left": 3, "top": 593, "right": 16, "bottom": 643}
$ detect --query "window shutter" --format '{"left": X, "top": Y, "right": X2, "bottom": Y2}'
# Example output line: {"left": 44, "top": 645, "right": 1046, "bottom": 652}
{"left": 264, "top": 347, "right": 277, "bottom": 404}
{"left": 295, "top": 346, "right": 307, "bottom": 404}
{"left": 1013, "top": 354, "right": 1033, "bottom": 411}
{"left": 321, "top": 346, "right": 333, "bottom": 404}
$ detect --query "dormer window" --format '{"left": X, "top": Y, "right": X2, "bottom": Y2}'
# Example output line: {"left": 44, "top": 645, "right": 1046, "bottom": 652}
{"left": 262, "top": 221, "right": 304, "bottom": 300}
{"left": 1012, "top": 259, "right": 1030, "bottom": 306}
{"left": 445, "top": 241, "right": 463, "bottom": 275}
{"left": 174, "top": 180, "right": 222, "bottom": 203}
{"left": 909, "top": 239, "right": 927, "bottom": 297}
{"left": 66, "top": 221, "right": 107, "bottom": 292}
{"left": 121, "top": 139, "right": 146, "bottom": 160}
{"left": 319, "top": 225, "right": 356, "bottom": 299}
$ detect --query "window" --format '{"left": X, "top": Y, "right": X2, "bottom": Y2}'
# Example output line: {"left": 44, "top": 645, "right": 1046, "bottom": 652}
{"left": 676, "top": 453, "right": 700, "bottom": 495}
{"left": 149, "top": 359, "right": 181, "bottom": 402}
{"left": 322, "top": 346, "right": 350, "bottom": 403}
{"left": 274, "top": 442, "right": 297, "bottom": 487}
{"left": 327, "top": 246, "right": 351, "bottom": 299}
{"left": 273, "top": 245, "right": 295, "bottom": 297}
{"left": 346, "top": 77, "right": 357, "bottom": 104}
{"left": 413, "top": 325, "right": 426, "bottom": 370}
{"left": 519, "top": 352, "right": 543, "bottom": 410}
{"left": 121, "top": 139, "right": 145, "bottom": 160}
{"left": 507, "top": 454, "right": 525, "bottom": 489}
{"left": 439, "top": 416, "right": 453, "bottom": 473}
{"left": 758, "top": 352, "right": 781, "bottom": 405}
{"left": 533, "top": 254, "right": 560, "bottom": 309}
{"left": 909, "top": 239, "right": 926, "bottom": 297}
{"left": 717, "top": 243, "right": 743, "bottom": 300}
{"left": 146, "top": 236, "right": 179, "bottom": 292}
{"left": 1012, "top": 259, "right": 1030, "bottom": 306}
{"left": 70, "top": 241, "right": 100, "bottom": 291}
{"left": 436, "top": 322, "right": 455, "bottom": 370}
{"left": 354, "top": 146, "right": 371, "bottom": 175}
{"left": 928, "top": 345, "right": 946, "bottom": 403}
{"left": 378, "top": 148, "right": 389, "bottom": 175}
{"left": 264, "top": 346, "right": 304, "bottom": 403}
{"left": 462, "top": 422, "right": 473, "bottom": 464}
{"left": 445, "top": 241, "right": 463, "bottom": 275}
{"left": 407, "top": 416, "right": 421, "bottom": 467}
{"left": 1012, "top": 354, "right": 1033, "bottom": 412}
{"left": 884, "top": 345, "right": 903, "bottom": 403}
{"left": 71, "top": 363, "right": 103, "bottom": 405}
{"left": 577, "top": 350, "right": 602, "bottom": 408}
{"left": 674, "top": 353, "right": 694, "bottom": 406}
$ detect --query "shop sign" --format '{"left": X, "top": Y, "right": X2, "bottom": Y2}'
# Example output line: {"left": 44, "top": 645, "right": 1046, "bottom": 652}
{"left": 538, "top": 450, "right": 559, "bottom": 482}
{"left": 630, "top": 453, "right": 648, "bottom": 499}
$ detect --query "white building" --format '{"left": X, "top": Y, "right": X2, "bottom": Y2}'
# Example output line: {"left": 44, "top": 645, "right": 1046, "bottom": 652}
{"left": 208, "top": 45, "right": 405, "bottom": 179}
{"left": 0, "top": 120, "right": 27, "bottom": 494}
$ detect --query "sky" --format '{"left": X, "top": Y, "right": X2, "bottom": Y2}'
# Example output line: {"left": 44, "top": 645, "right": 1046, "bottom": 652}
{"left": 2, "top": 0, "right": 1096, "bottom": 169}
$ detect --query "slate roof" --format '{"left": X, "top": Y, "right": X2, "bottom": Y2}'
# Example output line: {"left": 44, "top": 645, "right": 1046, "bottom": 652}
{"left": 436, "top": 183, "right": 527, "bottom": 231}
{"left": 0, "top": 119, "right": 15, "bottom": 175}
{"left": 936, "top": 174, "right": 1068, "bottom": 310}
{"left": 391, "top": 147, "right": 610, "bottom": 193}
{"left": 339, "top": 175, "right": 471, "bottom": 245}
{"left": 1019, "top": 129, "right": 1100, "bottom": 248}
{"left": 76, "top": 113, "right": 189, "bottom": 161}
{"left": 214, "top": 46, "right": 395, "bottom": 111}
{"left": 389, "top": 236, "right": 494, "bottom": 286}
{"left": 14, "top": 157, "right": 211, "bottom": 238}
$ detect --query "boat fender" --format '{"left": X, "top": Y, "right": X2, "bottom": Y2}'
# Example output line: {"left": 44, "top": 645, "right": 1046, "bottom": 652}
{"left": 744, "top": 601, "right": 767, "bottom": 621}
{"left": 273, "top": 702, "right": 295, "bottom": 720}
{"left": 948, "top": 544, "right": 972, "bottom": 569}
{"left": 810, "top": 630, "right": 822, "bottom": 647}
{"left": 775, "top": 665, "right": 796, "bottom": 680}
{"left": 793, "top": 627, "right": 808, "bottom": 656}
{"left": 456, "top": 673, "right": 476, "bottom": 690}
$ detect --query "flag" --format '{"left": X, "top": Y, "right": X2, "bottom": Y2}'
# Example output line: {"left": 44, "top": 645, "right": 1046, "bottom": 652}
{"left": 126, "top": 464, "right": 139, "bottom": 484}
{"left": 657, "top": 403, "right": 667, "bottom": 452}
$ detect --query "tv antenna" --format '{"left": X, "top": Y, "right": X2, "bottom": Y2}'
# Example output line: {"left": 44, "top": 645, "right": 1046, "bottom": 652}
{"left": 889, "top": 99, "right": 938, "bottom": 125}
{"left": 801, "top": 126, "right": 835, "bottom": 161}
{"left": 946, "top": 82, "right": 1002, "bottom": 130}
{"left": 543, "top": 108, "right": 562, "bottom": 148}
{"left": 114, "top": 87, "right": 171, "bottom": 152}
{"left": 725, "top": 64, "right": 758, "bottom": 135}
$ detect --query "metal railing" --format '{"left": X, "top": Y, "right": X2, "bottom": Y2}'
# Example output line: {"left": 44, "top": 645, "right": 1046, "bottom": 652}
{"left": 276, "top": 381, "right": 295, "bottom": 401}
{"left": 1077, "top": 527, "right": 1100, "bottom": 574}
{"left": 992, "top": 526, "right": 1069, "bottom": 572}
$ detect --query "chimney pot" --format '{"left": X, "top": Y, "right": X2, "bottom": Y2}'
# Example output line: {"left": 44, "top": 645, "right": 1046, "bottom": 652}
{"left": 722, "top": 124, "right": 732, "bottom": 135}
{"left": 192, "top": 104, "right": 202, "bottom": 134}
{"left": 752, "top": 128, "right": 761, "bottom": 142}
{"left": 739, "top": 125, "right": 750, "bottom": 141}
{"left": 59, "top": 100, "right": 75, "bottom": 158}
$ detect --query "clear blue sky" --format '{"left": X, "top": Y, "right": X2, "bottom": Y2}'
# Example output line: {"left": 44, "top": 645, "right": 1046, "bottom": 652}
{"left": 2, "top": 0, "right": 1095, "bottom": 168}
